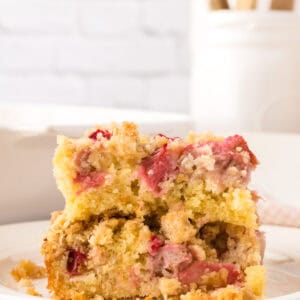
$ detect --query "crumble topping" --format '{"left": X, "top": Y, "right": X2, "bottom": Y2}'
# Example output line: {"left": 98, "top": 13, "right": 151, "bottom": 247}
{"left": 11, "top": 260, "right": 45, "bottom": 298}
{"left": 11, "top": 260, "right": 46, "bottom": 282}
{"left": 18, "top": 279, "right": 42, "bottom": 297}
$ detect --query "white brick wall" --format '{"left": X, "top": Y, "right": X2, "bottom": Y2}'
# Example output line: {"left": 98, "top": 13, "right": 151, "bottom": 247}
{"left": 0, "top": 74, "right": 86, "bottom": 104}
{"left": 0, "top": 0, "right": 190, "bottom": 113}
{"left": 142, "top": 0, "right": 188, "bottom": 35}
{"left": 80, "top": 2, "right": 140, "bottom": 36}
{"left": 57, "top": 37, "right": 180, "bottom": 73}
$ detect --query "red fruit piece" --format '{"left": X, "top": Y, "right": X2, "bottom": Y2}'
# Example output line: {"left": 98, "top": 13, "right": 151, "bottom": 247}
{"left": 148, "top": 235, "right": 164, "bottom": 256}
{"left": 186, "top": 135, "right": 258, "bottom": 168}
{"left": 183, "top": 135, "right": 258, "bottom": 191}
{"left": 216, "top": 135, "right": 258, "bottom": 166}
{"left": 129, "top": 267, "right": 141, "bottom": 287}
{"left": 89, "top": 129, "right": 112, "bottom": 141}
{"left": 178, "top": 261, "right": 240, "bottom": 285}
{"left": 157, "top": 133, "right": 180, "bottom": 141}
{"left": 74, "top": 171, "right": 106, "bottom": 195}
{"left": 150, "top": 241, "right": 241, "bottom": 285}
{"left": 74, "top": 149, "right": 90, "bottom": 168}
{"left": 67, "top": 249, "right": 87, "bottom": 276}
{"left": 138, "top": 145, "right": 178, "bottom": 194}
{"left": 153, "top": 244, "right": 193, "bottom": 277}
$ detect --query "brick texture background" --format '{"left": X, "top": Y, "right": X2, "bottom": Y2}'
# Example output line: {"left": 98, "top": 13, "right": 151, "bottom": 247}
{"left": 0, "top": 0, "right": 190, "bottom": 113}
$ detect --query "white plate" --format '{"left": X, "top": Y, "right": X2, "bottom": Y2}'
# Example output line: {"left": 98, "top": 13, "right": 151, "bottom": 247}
{"left": 0, "top": 221, "right": 299, "bottom": 299}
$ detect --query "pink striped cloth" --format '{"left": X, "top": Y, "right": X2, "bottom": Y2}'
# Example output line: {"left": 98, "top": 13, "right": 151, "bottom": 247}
{"left": 256, "top": 189, "right": 300, "bottom": 227}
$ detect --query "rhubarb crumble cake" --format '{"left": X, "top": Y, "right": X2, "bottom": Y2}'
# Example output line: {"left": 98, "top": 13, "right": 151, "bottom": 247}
{"left": 42, "top": 122, "right": 266, "bottom": 299}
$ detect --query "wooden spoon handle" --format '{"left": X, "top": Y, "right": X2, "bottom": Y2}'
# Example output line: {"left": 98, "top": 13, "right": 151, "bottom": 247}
{"left": 209, "top": 0, "right": 229, "bottom": 10}
{"left": 271, "top": 0, "right": 294, "bottom": 10}
{"left": 236, "top": 0, "right": 257, "bottom": 10}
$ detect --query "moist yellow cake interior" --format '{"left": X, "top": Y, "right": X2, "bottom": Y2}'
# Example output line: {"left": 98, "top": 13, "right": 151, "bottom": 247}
{"left": 54, "top": 123, "right": 258, "bottom": 228}
{"left": 42, "top": 211, "right": 265, "bottom": 300}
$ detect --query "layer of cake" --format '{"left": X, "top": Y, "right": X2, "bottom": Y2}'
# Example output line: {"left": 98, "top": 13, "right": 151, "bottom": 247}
{"left": 42, "top": 211, "right": 265, "bottom": 299}
{"left": 54, "top": 122, "right": 258, "bottom": 227}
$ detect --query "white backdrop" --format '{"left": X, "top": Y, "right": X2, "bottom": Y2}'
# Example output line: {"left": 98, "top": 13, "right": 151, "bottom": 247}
{"left": 0, "top": 0, "right": 189, "bottom": 113}
{"left": 1, "top": 0, "right": 300, "bottom": 115}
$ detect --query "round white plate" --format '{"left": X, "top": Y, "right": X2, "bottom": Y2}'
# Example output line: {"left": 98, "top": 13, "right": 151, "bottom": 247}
{"left": 0, "top": 221, "right": 299, "bottom": 299}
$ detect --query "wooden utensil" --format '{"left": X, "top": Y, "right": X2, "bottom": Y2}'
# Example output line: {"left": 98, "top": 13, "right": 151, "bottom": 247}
{"left": 209, "top": 0, "right": 229, "bottom": 10}
{"left": 271, "top": 0, "right": 294, "bottom": 10}
{"left": 236, "top": 0, "right": 257, "bottom": 10}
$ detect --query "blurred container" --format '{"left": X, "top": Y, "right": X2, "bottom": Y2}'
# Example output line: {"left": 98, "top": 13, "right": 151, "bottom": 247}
{"left": 0, "top": 103, "right": 193, "bottom": 224}
{"left": 191, "top": 9, "right": 300, "bottom": 132}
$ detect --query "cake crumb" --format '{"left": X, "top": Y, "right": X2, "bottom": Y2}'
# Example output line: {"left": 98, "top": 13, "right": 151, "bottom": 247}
{"left": 26, "top": 286, "right": 42, "bottom": 297}
{"left": 11, "top": 259, "right": 46, "bottom": 282}
{"left": 159, "top": 278, "right": 182, "bottom": 297}
{"left": 18, "top": 278, "right": 42, "bottom": 297}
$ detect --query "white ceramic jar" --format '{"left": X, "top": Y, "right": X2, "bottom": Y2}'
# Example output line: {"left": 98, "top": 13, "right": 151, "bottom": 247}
{"left": 191, "top": 9, "right": 300, "bottom": 132}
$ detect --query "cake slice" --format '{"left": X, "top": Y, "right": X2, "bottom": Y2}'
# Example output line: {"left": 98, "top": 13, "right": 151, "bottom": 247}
{"left": 42, "top": 122, "right": 266, "bottom": 299}
{"left": 53, "top": 122, "right": 258, "bottom": 228}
